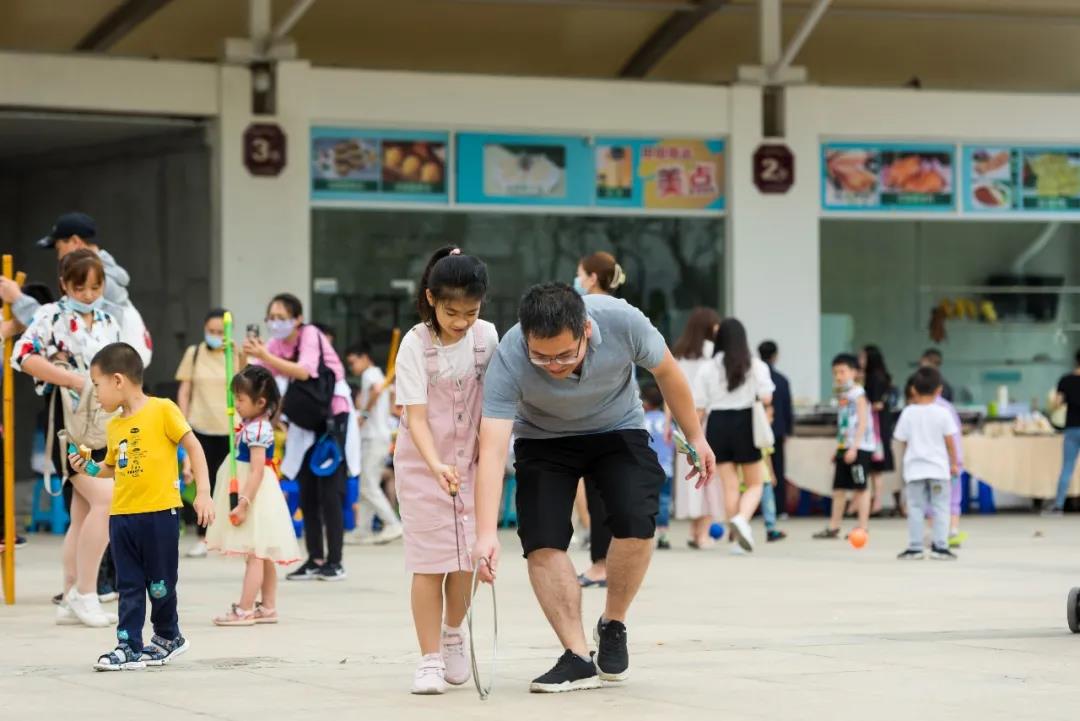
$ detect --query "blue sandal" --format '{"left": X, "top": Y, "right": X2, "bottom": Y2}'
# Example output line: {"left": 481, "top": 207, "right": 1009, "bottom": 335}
{"left": 577, "top": 573, "right": 607, "bottom": 589}
{"left": 94, "top": 644, "right": 146, "bottom": 672}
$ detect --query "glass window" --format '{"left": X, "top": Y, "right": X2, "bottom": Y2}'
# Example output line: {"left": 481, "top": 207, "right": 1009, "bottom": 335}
{"left": 312, "top": 209, "right": 724, "bottom": 361}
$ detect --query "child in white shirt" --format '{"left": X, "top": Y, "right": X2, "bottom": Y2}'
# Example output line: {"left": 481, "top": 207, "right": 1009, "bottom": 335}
{"left": 893, "top": 367, "right": 959, "bottom": 561}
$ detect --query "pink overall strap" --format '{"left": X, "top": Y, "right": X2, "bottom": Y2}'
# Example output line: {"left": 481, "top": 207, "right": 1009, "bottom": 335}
{"left": 472, "top": 329, "right": 486, "bottom": 379}
{"left": 418, "top": 324, "right": 440, "bottom": 385}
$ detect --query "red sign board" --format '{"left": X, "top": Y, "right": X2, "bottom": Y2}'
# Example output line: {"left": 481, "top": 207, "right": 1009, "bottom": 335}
{"left": 244, "top": 123, "right": 287, "bottom": 177}
{"left": 753, "top": 143, "right": 795, "bottom": 194}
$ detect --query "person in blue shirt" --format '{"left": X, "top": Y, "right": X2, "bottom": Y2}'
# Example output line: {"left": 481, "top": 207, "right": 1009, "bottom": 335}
{"left": 759, "top": 341, "right": 793, "bottom": 518}
{"left": 641, "top": 384, "right": 674, "bottom": 550}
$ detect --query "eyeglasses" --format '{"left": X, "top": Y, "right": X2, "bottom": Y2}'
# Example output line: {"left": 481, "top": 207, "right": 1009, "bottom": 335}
{"left": 528, "top": 337, "right": 584, "bottom": 367}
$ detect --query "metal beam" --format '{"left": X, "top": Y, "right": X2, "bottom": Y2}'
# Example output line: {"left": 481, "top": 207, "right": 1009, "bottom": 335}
{"left": 271, "top": 0, "right": 317, "bottom": 44}
{"left": 75, "top": 0, "right": 175, "bottom": 52}
{"left": 619, "top": 0, "right": 728, "bottom": 78}
{"left": 769, "top": 0, "right": 831, "bottom": 79}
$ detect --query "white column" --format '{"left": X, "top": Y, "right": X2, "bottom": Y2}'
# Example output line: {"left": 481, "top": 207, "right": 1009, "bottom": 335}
{"left": 728, "top": 84, "right": 822, "bottom": 401}
{"left": 215, "top": 60, "right": 311, "bottom": 330}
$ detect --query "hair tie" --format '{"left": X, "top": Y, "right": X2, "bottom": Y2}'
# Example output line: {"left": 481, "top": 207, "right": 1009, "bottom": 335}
{"left": 449, "top": 248, "right": 462, "bottom": 256}
{"left": 612, "top": 264, "right": 627, "bottom": 289}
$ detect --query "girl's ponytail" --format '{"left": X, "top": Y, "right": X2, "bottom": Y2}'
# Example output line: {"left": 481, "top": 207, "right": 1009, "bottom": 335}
{"left": 416, "top": 246, "right": 488, "bottom": 334}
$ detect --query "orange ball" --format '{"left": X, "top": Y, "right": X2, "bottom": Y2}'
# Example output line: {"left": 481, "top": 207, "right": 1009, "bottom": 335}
{"left": 848, "top": 528, "right": 868, "bottom": 549}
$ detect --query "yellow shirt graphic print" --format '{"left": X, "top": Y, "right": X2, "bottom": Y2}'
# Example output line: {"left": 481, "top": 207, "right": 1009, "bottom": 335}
{"left": 106, "top": 397, "right": 192, "bottom": 515}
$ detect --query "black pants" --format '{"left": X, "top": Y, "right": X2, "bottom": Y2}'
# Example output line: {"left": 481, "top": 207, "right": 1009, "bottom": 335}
{"left": 772, "top": 437, "right": 787, "bottom": 516}
{"left": 298, "top": 414, "right": 348, "bottom": 566}
{"left": 585, "top": 478, "right": 612, "bottom": 564}
{"left": 110, "top": 509, "right": 181, "bottom": 652}
{"left": 182, "top": 432, "right": 229, "bottom": 537}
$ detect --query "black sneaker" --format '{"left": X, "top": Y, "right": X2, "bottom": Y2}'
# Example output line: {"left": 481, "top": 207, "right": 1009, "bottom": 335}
{"left": 657, "top": 536, "right": 671, "bottom": 550}
{"left": 766, "top": 529, "right": 787, "bottom": 542}
{"left": 897, "top": 548, "right": 925, "bottom": 560}
{"left": 317, "top": 563, "right": 346, "bottom": 581}
{"left": 98, "top": 582, "right": 118, "bottom": 604}
{"left": 812, "top": 527, "right": 840, "bottom": 540}
{"left": 529, "top": 650, "right": 602, "bottom": 693}
{"left": 142, "top": 634, "right": 190, "bottom": 666}
{"left": 930, "top": 546, "right": 958, "bottom": 561}
{"left": 286, "top": 559, "right": 322, "bottom": 581}
{"left": 52, "top": 592, "right": 64, "bottom": 605}
{"left": 0, "top": 535, "right": 27, "bottom": 552}
{"left": 594, "top": 617, "right": 629, "bottom": 682}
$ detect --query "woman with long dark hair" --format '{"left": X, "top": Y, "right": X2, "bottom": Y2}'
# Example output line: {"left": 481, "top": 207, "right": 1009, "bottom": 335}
{"left": 672, "top": 307, "right": 723, "bottom": 547}
{"left": 694, "top": 317, "right": 774, "bottom": 553}
{"left": 861, "top": 345, "right": 899, "bottom": 516}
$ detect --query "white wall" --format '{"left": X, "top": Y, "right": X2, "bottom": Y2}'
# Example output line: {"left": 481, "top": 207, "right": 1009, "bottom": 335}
{"left": 728, "top": 84, "right": 821, "bottom": 403}
{"left": 215, "top": 62, "right": 312, "bottom": 331}
{"left": 0, "top": 51, "right": 218, "bottom": 117}
{"left": 308, "top": 69, "right": 730, "bottom": 135}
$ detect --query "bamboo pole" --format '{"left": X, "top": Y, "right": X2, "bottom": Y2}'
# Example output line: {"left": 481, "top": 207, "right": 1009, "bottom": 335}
{"left": 2, "top": 255, "right": 16, "bottom": 603}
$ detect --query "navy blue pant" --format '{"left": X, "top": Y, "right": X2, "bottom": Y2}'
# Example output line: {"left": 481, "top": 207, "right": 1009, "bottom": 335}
{"left": 109, "top": 509, "right": 181, "bottom": 652}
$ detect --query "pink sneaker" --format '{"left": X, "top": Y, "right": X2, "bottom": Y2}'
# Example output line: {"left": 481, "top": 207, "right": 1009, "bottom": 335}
{"left": 411, "top": 654, "right": 447, "bottom": 695}
{"left": 442, "top": 625, "right": 471, "bottom": 685}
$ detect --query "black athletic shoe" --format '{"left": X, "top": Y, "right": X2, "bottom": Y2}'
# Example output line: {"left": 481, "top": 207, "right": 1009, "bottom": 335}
{"left": 897, "top": 548, "right": 925, "bottom": 560}
{"left": 529, "top": 650, "right": 602, "bottom": 693}
{"left": 286, "top": 559, "right": 322, "bottom": 581}
{"left": 812, "top": 528, "right": 840, "bottom": 540}
{"left": 929, "top": 546, "right": 958, "bottom": 561}
{"left": 594, "top": 617, "right": 629, "bottom": 682}
{"left": 657, "top": 536, "right": 671, "bottom": 550}
{"left": 317, "top": 563, "right": 347, "bottom": 581}
{"left": 51, "top": 592, "right": 64, "bottom": 605}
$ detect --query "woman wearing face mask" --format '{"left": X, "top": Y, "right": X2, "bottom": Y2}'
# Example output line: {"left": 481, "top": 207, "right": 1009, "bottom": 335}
{"left": 244, "top": 293, "right": 354, "bottom": 582}
{"left": 175, "top": 308, "right": 235, "bottom": 558}
{"left": 12, "top": 249, "right": 121, "bottom": 627}
{"left": 573, "top": 251, "right": 627, "bottom": 588}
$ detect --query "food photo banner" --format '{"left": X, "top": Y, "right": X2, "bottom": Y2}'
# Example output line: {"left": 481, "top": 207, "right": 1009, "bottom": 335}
{"left": 311, "top": 127, "right": 450, "bottom": 203}
{"left": 312, "top": 129, "right": 725, "bottom": 212}
{"left": 965, "top": 146, "right": 1080, "bottom": 213}
{"left": 595, "top": 138, "right": 725, "bottom": 211}
{"left": 822, "top": 143, "right": 956, "bottom": 212}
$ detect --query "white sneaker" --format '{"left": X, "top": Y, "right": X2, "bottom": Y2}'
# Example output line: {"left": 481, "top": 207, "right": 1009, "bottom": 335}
{"left": 729, "top": 516, "right": 755, "bottom": 552}
{"left": 442, "top": 624, "right": 471, "bottom": 685}
{"left": 411, "top": 654, "right": 448, "bottom": 694}
{"left": 344, "top": 532, "right": 377, "bottom": 546}
{"left": 66, "top": 589, "right": 113, "bottom": 627}
{"left": 56, "top": 600, "right": 82, "bottom": 625}
{"left": 374, "top": 525, "right": 404, "bottom": 545}
{"left": 186, "top": 541, "right": 208, "bottom": 558}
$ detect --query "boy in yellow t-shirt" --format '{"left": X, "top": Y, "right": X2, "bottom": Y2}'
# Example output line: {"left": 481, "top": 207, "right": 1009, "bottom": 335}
{"left": 68, "top": 343, "right": 214, "bottom": 672}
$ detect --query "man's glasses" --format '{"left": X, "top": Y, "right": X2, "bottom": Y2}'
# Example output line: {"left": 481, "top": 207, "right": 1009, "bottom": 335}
{"left": 528, "top": 337, "right": 584, "bottom": 367}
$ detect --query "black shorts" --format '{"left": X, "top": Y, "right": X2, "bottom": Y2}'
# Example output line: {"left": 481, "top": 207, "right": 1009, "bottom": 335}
{"left": 833, "top": 449, "right": 873, "bottom": 490}
{"left": 514, "top": 430, "right": 664, "bottom": 557}
{"left": 706, "top": 409, "right": 762, "bottom": 465}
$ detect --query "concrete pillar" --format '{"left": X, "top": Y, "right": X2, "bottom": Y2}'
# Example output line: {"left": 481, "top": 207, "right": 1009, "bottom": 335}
{"left": 728, "top": 84, "right": 822, "bottom": 401}
{"left": 214, "top": 60, "right": 311, "bottom": 330}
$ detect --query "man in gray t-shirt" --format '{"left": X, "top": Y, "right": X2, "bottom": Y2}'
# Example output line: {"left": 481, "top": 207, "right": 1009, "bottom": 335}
{"left": 472, "top": 283, "right": 715, "bottom": 693}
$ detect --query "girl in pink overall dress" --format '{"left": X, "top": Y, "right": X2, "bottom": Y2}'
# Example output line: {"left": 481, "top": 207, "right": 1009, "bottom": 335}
{"left": 392, "top": 246, "right": 498, "bottom": 695}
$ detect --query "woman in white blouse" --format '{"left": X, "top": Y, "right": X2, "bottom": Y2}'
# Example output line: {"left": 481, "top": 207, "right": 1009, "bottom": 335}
{"left": 671, "top": 307, "right": 722, "bottom": 548}
{"left": 694, "top": 317, "right": 774, "bottom": 553}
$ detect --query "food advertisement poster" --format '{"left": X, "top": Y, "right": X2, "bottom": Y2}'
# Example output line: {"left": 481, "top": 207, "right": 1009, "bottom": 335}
{"left": 311, "top": 128, "right": 449, "bottom": 203}
{"left": 965, "top": 146, "right": 1080, "bottom": 213}
{"left": 456, "top": 133, "right": 593, "bottom": 206}
{"left": 595, "top": 138, "right": 725, "bottom": 211}
{"left": 822, "top": 143, "right": 955, "bottom": 211}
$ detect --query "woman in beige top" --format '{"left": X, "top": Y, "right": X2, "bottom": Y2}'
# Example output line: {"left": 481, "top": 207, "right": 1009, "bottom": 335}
{"left": 175, "top": 308, "right": 235, "bottom": 557}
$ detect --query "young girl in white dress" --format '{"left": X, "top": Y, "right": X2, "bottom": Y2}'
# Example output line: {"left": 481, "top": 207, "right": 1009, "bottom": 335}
{"left": 207, "top": 365, "right": 300, "bottom": 625}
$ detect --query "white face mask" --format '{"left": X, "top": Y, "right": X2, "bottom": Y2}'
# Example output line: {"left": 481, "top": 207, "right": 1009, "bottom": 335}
{"left": 67, "top": 296, "right": 103, "bottom": 314}
{"left": 267, "top": 319, "right": 295, "bottom": 340}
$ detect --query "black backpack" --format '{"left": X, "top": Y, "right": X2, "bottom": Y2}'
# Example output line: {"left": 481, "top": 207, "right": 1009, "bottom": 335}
{"left": 281, "top": 325, "right": 336, "bottom": 433}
